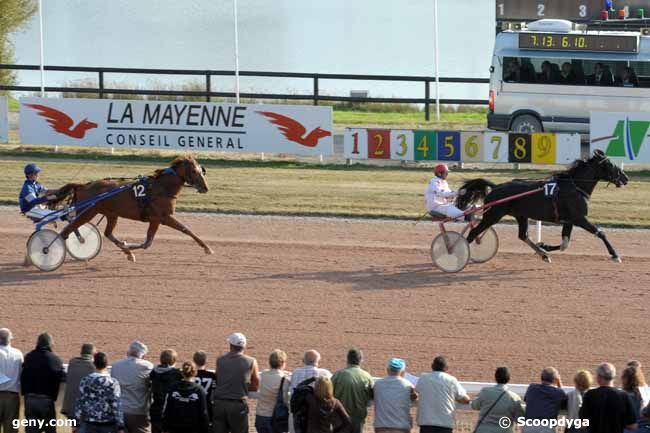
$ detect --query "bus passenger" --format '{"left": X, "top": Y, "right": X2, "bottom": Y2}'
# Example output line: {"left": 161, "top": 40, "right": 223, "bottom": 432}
{"left": 621, "top": 67, "right": 639, "bottom": 87}
{"left": 520, "top": 59, "right": 537, "bottom": 83}
{"left": 588, "top": 63, "right": 614, "bottom": 86}
{"left": 559, "top": 62, "right": 577, "bottom": 85}
{"left": 504, "top": 59, "right": 521, "bottom": 82}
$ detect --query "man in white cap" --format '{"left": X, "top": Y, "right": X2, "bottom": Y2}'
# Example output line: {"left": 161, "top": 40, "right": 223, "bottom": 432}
{"left": 212, "top": 332, "right": 260, "bottom": 433}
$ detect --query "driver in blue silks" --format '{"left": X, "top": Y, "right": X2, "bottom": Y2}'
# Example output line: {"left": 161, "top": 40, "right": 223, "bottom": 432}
{"left": 19, "top": 163, "right": 58, "bottom": 220}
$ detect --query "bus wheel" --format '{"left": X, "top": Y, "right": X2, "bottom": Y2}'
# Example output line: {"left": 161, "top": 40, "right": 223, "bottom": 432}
{"left": 511, "top": 115, "right": 542, "bottom": 133}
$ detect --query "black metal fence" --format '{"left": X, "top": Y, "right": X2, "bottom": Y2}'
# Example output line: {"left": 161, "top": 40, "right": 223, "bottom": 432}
{"left": 0, "top": 64, "right": 489, "bottom": 121}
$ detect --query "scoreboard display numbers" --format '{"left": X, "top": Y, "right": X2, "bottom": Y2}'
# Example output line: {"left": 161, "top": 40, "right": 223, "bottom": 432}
{"left": 496, "top": 0, "right": 604, "bottom": 22}
{"left": 519, "top": 33, "right": 639, "bottom": 53}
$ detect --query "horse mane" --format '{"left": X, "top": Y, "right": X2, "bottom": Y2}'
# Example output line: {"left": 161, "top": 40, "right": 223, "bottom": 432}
{"left": 152, "top": 156, "right": 195, "bottom": 178}
{"left": 554, "top": 155, "right": 599, "bottom": 180}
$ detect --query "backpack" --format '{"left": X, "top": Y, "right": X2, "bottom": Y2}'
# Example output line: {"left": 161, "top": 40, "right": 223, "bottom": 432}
{"left": 290, "top": 377, "right": 316, "bottom": 433}
{"left": 270, "top": 377, "right": 289, "bottom": 433}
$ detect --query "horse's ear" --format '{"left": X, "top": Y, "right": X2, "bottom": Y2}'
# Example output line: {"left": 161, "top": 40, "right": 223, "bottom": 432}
{"left": 593, "top": 149, "right": 605, "bottom": 158}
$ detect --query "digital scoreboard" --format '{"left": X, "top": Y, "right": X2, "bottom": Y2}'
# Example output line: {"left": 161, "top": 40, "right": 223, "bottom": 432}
{"left": 518, "top": 32, "right": 639, "bottom": 52}
{"left": 497, "top": 0, "right": 612, "bottom": 22}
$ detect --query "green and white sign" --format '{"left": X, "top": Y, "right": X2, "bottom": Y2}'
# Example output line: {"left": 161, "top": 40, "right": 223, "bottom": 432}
{"left": 591, "top": 112, "right": 650, "bottom": 163}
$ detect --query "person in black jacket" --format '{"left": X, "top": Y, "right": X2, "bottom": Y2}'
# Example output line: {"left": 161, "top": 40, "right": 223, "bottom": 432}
{"left": 20, "top": 332, "right": 65, "bottom": 433}
{"left": 162, "top": 362, "right": 209, "bottom": 433}
{"left": 150, "top": 349, "right": 183, "bottom": 433}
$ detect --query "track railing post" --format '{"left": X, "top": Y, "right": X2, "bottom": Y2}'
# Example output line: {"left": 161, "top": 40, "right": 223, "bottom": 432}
{"left": 98, "top": 71, "right": 105, "bottom": 99}
{"left": 206, "top": 73, "right": 211, "bottom": 103}
{"left": 425, "top": 80, "right": 430, "bottom": 121}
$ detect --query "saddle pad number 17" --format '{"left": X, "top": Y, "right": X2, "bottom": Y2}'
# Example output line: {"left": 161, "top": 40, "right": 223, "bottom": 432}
{"left": 544, "top": 182, "right": 558, "bottom": 198}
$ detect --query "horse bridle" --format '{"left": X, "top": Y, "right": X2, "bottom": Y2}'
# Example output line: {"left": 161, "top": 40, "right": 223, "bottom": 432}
{"left": 162, "top": 163, "right": 206, "bottom": 189}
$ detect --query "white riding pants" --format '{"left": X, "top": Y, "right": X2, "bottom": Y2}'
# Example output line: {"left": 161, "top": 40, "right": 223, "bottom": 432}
{"left": 430, "top": 203, "right": 465, "bottom": 220}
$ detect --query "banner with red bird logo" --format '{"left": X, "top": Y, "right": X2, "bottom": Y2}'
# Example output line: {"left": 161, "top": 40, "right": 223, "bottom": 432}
{"left": 19, "top": 97, "right": 333, "bottom": 155}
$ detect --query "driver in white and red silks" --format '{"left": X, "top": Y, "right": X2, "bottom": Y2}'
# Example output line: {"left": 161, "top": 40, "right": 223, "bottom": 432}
{"left": 425, "top": 163, "right": 465, "bottom": 220}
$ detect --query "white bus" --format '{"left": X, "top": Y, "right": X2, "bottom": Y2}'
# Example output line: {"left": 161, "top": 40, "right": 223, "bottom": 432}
{"left": 488, "top": 19, "right": 650, "bottom": 134}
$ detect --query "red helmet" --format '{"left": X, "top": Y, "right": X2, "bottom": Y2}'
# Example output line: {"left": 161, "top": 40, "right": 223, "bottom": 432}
{"left": 433, "top": 164, "right": 449, "bottom": 177}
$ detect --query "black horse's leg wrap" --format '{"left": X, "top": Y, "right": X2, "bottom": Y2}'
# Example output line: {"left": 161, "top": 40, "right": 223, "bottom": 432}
{"left": 536, "top": 224, "right": 572, "bottom": 252}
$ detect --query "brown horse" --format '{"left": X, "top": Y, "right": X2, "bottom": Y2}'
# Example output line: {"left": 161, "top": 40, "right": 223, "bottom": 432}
{"left": 53, "top": 156, "right": 213, "bottom": 262}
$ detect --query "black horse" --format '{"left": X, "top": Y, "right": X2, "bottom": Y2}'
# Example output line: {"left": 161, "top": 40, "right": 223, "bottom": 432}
{"left": 456, "top": 150, "right": 629, "bottom": 263}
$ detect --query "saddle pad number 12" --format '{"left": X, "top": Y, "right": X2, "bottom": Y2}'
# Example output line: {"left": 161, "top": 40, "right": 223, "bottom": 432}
{"left": 133, "top": 184, "right": 147, "bottom": 198}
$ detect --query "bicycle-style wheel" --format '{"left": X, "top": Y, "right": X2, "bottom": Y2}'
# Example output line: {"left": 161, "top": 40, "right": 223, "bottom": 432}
{"left": 469, "top": 227, "right": 499, "bottom": 263}
{"left": 27, "top": 229, "right": 66, "bottom": 272}
{"left": 66, "top": 223, "right": 102, "bottom": 261}
{"left": 431, "top": 231, "right": 470, "bottom": 273}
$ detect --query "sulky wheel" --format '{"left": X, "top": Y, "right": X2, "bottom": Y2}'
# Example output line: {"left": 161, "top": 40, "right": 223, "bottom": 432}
{"left": 430, "top": 231, "right": 470, "bottom": 273}
{"left": 66, "top": 223, "right": 103, "bottom": 261}
{"left": 469, "top": 227, "right": 499, "bottom": 264}
{"left": 27, "top": 229, "right": 66, "bottom": 272}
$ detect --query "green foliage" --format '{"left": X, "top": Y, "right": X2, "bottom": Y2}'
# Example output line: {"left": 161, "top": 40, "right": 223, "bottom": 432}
{"left": 0, "top": 0, "right": 38, "bottom": 87}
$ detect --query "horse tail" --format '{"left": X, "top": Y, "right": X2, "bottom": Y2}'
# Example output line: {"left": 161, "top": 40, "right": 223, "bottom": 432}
{"left": 49, "top": 183, "right": 86, "bottom": 207}
{"left": 455, "top": 178, "right": 497, "bottom": 210}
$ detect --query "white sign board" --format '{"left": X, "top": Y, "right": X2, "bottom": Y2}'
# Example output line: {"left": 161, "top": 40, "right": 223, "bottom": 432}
{"left": 590, "top": 112, "right": 650, "bottom": 163}
{"left": 0, "top": 97, "right": 7, "bottom": 144}
{"left": 20, "top": 97, "right": 333, "bottom": 155}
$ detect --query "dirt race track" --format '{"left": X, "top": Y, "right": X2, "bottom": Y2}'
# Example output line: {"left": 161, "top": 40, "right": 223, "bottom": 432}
{"left": 1, "top": 208, "right": 650, "bottom": 384}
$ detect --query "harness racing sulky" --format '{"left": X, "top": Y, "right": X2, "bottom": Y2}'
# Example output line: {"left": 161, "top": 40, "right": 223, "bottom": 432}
{"left": 429, "top": 150, "right": 628, "bottom": 273}
{"left": 25, "top": 156, "right": 213, "bottom": 272}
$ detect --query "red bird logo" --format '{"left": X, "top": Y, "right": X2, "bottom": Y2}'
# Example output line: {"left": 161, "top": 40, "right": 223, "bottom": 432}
{"left": 257, "top": 111, "right": 331, "bottom": 147}
{"left": 27, "top": 104, "right": 98, "bottom": 139}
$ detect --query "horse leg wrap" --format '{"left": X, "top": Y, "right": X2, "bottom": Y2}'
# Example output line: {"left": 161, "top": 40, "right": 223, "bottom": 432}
{"left": 560, "top": 236, "right": 570, "bottom": 251}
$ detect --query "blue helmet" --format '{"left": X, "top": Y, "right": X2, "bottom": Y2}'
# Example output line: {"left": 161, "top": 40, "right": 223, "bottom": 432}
{"left": 24, "top": 163, "right": 41, "bottom": 176}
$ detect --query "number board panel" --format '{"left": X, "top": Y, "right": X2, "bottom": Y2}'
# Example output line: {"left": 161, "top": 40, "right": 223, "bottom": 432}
{"left": 437, "top": 131, "right": 461, "bottom": 162}
{"left": 508, "top": 133, "right": 532, "bottom": 163}
{"left": 367, "top": 129, "right": 391, "bottom": 159}
{"left": 390, "top": 130, "right": 414, "bottom": 160}
{"left": 556, "top": 134, "right": 582, "bottom": 163}
{"left": 496, "top": 0, "right": 604, "bottom": 22}
{"left": 460, "top": 132, "right": 485, "bottom": 162}
{"left": 484, "top": 132, "right": 509, "bottom": 163}
{"left": 531, "top": 133, "right": 557, "bottom": 164}
{"left": 344, "top": 129, "right": 368, "bottom": 160}
{"left": 414, "top": 130, "right": 437, "bottom": 161}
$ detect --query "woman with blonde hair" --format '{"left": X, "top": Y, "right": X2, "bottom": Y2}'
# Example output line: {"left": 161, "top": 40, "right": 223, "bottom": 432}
{"left": 565, "top": 370, "right": 592, "bottom": 433}
{"left": 305, "top": 377, "right": 351, "bottom": 433}
{"left": 255, "top": 349, "right": 291, "bottom": 433}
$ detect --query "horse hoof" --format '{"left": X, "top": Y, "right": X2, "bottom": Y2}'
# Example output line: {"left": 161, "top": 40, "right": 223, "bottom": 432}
{"left": 542, "top": 255, "right": 552, "bottom": 263}
{"left": 204, "top": 247, "right": 214, "bottom": 255}
{"left": 126, "top": 253, "right": 136, "bottom": 262}
{"left": 612, "top": 256, "right": 622, "bottom": 263}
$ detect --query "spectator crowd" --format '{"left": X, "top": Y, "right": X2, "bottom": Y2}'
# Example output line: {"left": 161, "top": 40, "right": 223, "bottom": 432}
{"left": 1, "top": 328, "right": 649, "bottom": 433}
